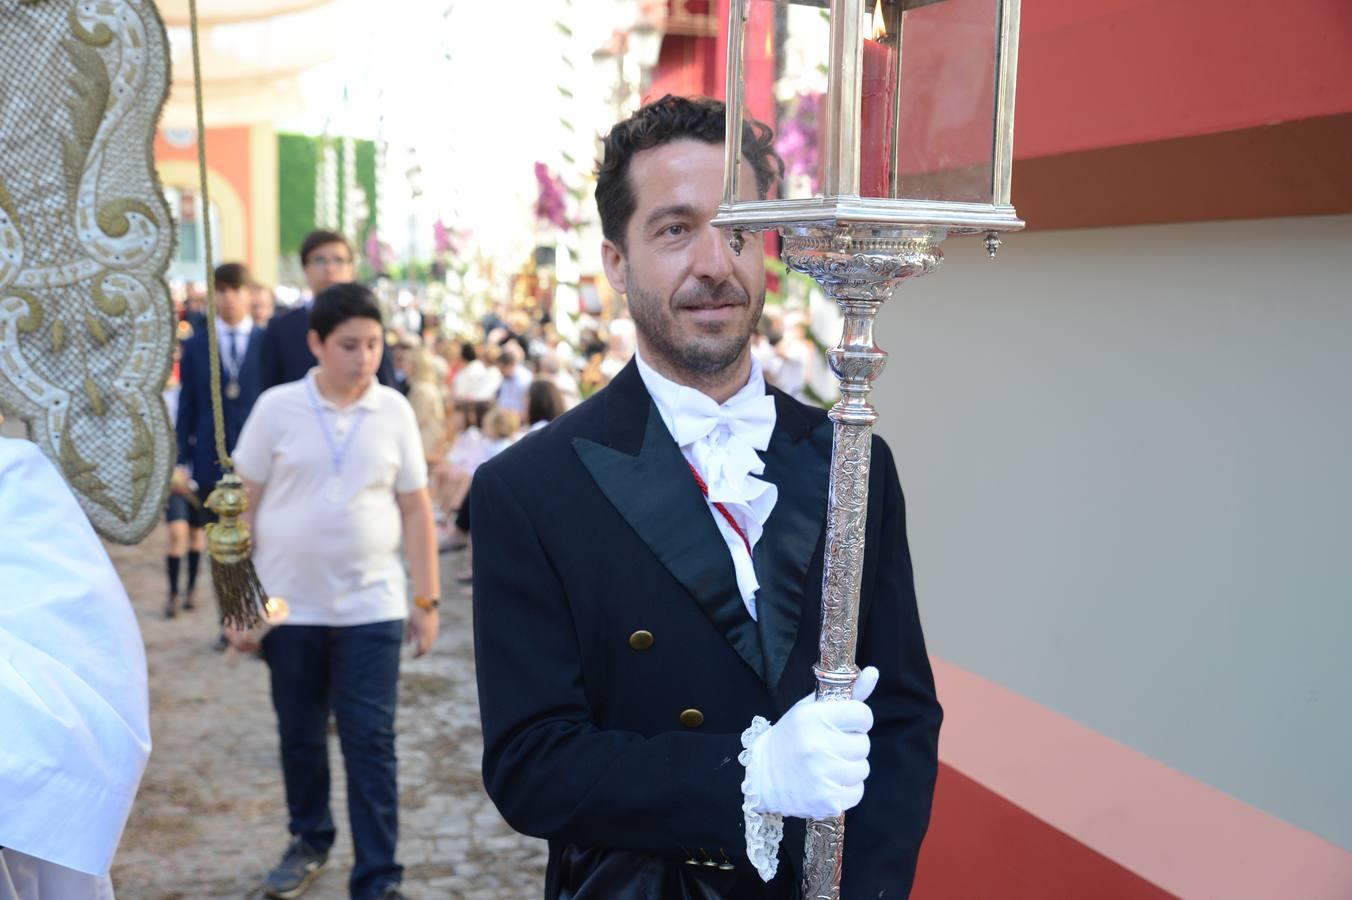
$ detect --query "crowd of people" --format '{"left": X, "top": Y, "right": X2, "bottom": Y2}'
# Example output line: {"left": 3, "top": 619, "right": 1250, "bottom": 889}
{"left": 166, "top": 247, "right": 823, "bottom": 607}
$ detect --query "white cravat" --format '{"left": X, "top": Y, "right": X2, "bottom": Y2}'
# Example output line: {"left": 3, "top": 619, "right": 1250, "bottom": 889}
{"left": 636, "top": 351, "right": 778, "bottom": 618}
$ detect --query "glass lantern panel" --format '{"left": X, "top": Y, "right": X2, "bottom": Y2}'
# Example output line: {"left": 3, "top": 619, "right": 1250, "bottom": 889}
{"left": 739, "top": 0, "right": 833, "bottom": 202}
{"left": 887, "top": 0, "right": 999, "bottom": 203}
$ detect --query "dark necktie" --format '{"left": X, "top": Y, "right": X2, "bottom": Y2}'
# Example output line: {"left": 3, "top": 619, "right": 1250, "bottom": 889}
{"left": 223, "top": 330, "right": 240, "bottom": 372}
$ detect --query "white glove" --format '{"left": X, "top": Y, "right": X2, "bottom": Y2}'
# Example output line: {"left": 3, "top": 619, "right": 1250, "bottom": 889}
{"left": 744, "top": 666, "right": 879, "bottom": 819}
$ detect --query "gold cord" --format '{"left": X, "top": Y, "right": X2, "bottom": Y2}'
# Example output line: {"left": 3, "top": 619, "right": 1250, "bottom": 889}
{"left": 187, "top": 0, "right": 229, "bottom": 469}
{"left": 187, "top": 0, "right": 265, "bottom": 629}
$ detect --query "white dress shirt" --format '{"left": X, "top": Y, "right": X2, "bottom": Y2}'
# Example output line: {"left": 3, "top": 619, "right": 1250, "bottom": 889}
{"left": 635, "top": 351, "right": 778, "bottom": 619}
{"left": 215, "top": 315, "right": 254, "bottom": 380}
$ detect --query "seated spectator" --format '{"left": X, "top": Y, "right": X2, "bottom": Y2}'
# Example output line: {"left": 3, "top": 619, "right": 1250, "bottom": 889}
{"left": 450, "top": 405, "right": 521, "bottom": 582}
{"left": 446, "top": 400, "right": 492, "bottom": 476}
{"left": 525, "top": 379, "right": 566, "bottom": 435}
{"left": 495, "top": 343, "right": 533, "bottom": 416}
{"left": 599, "top": 317, "right": 635, "bottom": 382}
{"left": 536, "top": 353, "right": 580, "bottom": 410}
{"left": 479, "top": 406, "right": 520, "bottom": 466}
{"left": 451, "top": 342, "right": 500, "bottom": 406}
{"left": 437, "top": 400, "right": 493, "bottom": 551}
{"left": 772, "top": 310, "right": 816, "bottom": 402}
{"left": 404, "top": 347, "right": 448, "bottom": 461}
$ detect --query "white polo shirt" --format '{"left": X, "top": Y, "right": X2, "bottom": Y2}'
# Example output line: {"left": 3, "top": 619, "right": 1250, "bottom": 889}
{"left": 233, "top": 369, "right": 428, "bottom": 627}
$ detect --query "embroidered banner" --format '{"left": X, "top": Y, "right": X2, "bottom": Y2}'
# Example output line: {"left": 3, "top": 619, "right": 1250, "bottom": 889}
{"left": 0, "top": 0, "right": 176, "bottom": 543}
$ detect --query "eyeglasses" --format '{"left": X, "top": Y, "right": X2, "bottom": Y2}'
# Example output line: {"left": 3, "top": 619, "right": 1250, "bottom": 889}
{"left": 306, "top": 255, "right": 353, "bottom": 268}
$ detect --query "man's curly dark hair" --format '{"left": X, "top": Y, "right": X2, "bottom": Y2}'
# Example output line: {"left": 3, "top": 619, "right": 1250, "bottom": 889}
{"left": 595, "top": 95, "right": 783, "bottom": 249}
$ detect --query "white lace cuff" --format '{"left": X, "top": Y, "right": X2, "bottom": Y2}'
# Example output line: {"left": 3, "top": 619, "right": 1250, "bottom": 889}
{"left": 739, "top": 716, "right": 784, "bottom": 882}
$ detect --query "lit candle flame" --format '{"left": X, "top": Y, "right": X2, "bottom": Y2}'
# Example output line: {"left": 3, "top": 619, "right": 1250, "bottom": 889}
{"left": 872, "top": 0, "right": 888, "bottom": 41}
{"left": 263, "top": 596, "right": 290, "bottom": 625}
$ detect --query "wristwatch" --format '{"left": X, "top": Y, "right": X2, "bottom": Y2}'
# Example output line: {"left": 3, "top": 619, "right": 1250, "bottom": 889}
{"left": 414, "top": 595, "right": 440, "bottom": 611}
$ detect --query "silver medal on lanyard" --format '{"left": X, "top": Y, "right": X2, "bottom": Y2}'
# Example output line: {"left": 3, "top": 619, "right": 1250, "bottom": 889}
{"left": 304, "top": 376, "right": 368, "bottom": 505}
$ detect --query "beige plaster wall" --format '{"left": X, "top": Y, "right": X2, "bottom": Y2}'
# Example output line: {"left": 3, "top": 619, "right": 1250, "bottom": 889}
{"left": 872, "top": 213, "right": 1352, "bottom": 849}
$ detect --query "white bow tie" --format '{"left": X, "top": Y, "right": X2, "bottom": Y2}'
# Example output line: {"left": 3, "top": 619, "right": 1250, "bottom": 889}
{"left": 669, "top": 390, "right": 776, "bottom": 452}
{"left": 635, "top": 352, "right": 780, "bottom": 612}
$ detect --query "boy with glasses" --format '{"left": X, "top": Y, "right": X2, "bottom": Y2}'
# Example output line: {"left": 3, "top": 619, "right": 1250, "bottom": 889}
{"left": 260, "top": 230, "right": 398, "bottom": 391}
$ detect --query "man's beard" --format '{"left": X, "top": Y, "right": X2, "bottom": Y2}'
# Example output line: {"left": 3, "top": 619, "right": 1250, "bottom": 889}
{"left": 626, "top": 274, "right": 763, "bottom": 379}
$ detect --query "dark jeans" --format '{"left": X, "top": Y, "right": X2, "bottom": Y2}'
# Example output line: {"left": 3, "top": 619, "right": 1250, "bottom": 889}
{"left": 262, "top": 620, "right": 405, "bottom": 900}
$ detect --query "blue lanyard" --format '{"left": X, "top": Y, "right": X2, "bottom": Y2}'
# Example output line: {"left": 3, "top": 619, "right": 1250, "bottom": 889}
{"left": 303, "top": 376, "right": 368, "bottom": 476}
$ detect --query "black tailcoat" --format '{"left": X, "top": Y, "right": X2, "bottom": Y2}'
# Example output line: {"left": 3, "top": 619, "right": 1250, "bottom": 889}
{"left": 471, "top": 360, "right": 941, "bottom": 899}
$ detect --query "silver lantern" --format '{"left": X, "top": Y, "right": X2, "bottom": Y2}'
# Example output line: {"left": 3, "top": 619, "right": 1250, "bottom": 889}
{"left": 712, "top": 0, "right": 1023, "bottom": 895}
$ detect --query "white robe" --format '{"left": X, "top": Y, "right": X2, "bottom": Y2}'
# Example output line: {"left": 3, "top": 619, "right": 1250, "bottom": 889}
{"left": 0, "top": 438, "right": 151, "bottom": 897}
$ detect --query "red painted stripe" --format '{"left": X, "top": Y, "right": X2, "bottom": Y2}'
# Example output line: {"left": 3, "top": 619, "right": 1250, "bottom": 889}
{"left": 1014, "top": 0, "right": 1352, "bottom": 157}
{"left": 915, "top": 763, "right": 1177, "bottom": 900}
{"left": 932, "top": 659, "right": 1352, "bottom": 899}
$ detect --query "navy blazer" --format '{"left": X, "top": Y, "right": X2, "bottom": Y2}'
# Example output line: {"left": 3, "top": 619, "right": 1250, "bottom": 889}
{"left": 470, "top": 359, "right": 943, "bottom": 899}
{"left": 258, "top": 303, "right": 397, "bottom": 392}
{"left": 176, "top": 325, "right": 263, "bottom": 492}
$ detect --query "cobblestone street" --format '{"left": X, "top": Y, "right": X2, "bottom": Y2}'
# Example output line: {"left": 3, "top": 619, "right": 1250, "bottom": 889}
{"left": 107, "top": 530, "right": 547, "bottom": 899}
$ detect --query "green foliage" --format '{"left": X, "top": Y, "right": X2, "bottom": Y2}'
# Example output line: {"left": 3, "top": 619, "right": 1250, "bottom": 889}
{"left": 277, "top": 133, "right": 317, "bottom": 260}
{"left": 385, "top": 260, "right": 435, "bottom": 283}
{"left": 335, "top": 139, "right": 346, "bottom": 239}
{"left": 277, "top": 133, "right": 378, "bottom": 276}
{"left": 354, "top": 140, "right": 379, "bottom": 278}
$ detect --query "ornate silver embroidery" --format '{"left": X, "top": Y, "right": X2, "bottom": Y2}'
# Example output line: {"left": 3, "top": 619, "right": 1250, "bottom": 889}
{"left": 784, "top": 225, "right": 943, "bottom": 899}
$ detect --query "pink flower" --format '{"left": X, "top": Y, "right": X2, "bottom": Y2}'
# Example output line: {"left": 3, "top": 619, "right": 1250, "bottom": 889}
{"left": 534, "top": 162, "right": 570, "bottom": 231}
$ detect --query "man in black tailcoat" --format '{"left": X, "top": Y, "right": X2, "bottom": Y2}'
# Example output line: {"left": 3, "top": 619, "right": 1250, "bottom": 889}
{"left": 471, "top": 96, "right": 942, "bottom": 899}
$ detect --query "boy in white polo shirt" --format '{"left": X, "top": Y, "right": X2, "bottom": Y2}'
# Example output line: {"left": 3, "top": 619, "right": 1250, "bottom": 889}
{"left": 230, "top": 283, "right": 439, "bottom": 900}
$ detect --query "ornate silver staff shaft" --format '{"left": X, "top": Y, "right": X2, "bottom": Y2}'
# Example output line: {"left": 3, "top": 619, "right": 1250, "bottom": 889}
{"left": 784, "top": 223, "right": 943, "bottom": 899}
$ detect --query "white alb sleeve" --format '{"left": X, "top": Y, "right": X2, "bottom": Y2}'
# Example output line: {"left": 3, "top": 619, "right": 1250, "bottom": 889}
{"left": 0, "top": 440, "right": 151, "bottom": 876}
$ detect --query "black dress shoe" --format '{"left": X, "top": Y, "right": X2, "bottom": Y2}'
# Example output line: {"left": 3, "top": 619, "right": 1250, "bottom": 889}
{"left": 164, "top": 593, "right": 178, "bottom": 619}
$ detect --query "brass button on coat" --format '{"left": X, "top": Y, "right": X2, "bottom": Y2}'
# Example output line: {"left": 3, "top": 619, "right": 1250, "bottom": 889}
{"left": 628, "top": 630, "right": 654, "bottom": 651}
{"left": 680, "top": 708, "right": 705, "bottom": 728}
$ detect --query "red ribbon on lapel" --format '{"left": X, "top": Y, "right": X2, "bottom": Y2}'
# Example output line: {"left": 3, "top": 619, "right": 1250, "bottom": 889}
{"left": 686, "top": 461, "right": 752, "bottom": 555}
